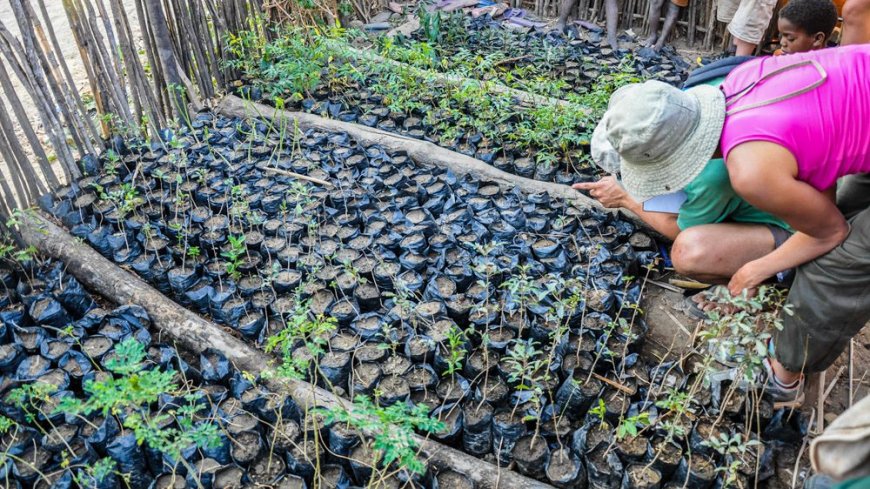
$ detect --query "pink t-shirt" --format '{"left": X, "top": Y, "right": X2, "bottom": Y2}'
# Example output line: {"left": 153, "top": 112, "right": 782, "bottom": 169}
{"left": 720, "top": 46, "right": 870, "bottom": 192}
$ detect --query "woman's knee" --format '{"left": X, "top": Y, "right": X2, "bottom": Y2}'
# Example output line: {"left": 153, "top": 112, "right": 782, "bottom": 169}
{"left": 671, "top": 228, "right": 708, "bottom": 275}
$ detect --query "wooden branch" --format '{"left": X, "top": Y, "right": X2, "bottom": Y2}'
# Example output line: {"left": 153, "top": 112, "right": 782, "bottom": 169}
{"left": 264, "top": 167, "right": 335, "bottom": 187}
{"left": 144, "top": 0, "right": 188, "bottom": 121}
{"left": 821, "top": 366, "right": 846, "bottom": 403}
{"left": 17, "top": 210, "right": 556, "bottom": 489}
{"left": 326, "top": 40, "right": 590, "bottom": 113}
{"left": 216, "top": 94, "right": 603, "bottom": 210}
{"left": 592, "top": 372, "right": 634, "bottom": 394}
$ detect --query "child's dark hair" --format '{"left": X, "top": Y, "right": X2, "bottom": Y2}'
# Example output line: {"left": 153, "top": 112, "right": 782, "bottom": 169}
{"left": 779, "top": 0, "right": 839, "bottom": 39}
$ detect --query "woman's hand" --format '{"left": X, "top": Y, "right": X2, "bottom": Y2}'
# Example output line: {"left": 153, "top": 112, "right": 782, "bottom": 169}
{"left": 727, "top": 260, "right": 767, "bottom": 296}
{"left": 573, "top": 176, "right": 629, "bottom": 209}
{"left": 574, "top": 176, "right": 681, "bottom": 240}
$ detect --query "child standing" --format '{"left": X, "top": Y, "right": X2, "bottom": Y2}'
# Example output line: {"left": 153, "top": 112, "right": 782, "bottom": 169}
{"left": 777, "top": 0, "right": 839, "bottom": 53}
{"left": 643, "top": 0, "right": 686, "bottom": 51}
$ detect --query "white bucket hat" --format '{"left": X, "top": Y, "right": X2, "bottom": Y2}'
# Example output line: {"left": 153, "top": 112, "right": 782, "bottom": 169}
{"left": 590, "top": 80, "right": 726, "bottom": 201}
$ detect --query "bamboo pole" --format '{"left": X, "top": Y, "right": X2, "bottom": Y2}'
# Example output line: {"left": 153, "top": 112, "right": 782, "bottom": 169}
{"left": 0, "top": 17, "right": 77, "bottom": 176}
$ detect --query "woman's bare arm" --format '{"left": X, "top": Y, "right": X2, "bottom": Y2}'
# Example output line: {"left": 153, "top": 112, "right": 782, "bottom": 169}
{"left": 574, "top": 177, "right": 681, "bottom": 240}
{"left": 726, "top": 141, "right": 850, "bottom": 293}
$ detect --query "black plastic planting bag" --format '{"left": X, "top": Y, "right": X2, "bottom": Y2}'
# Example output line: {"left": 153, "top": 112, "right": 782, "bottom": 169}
{"left": 83, "top": 415, "right": 120, "bottom": 453}
{"left": 58, "top": 350, "right": 94, "bottom": 381}
{"left": 584, "top": 445, "right": 623, "bottom": 489}
{"left": 620, "top": 463, "right": 662, "bottom": 489}
{"left": 512, "top": 435, "right": 550, "bottom": 479}
{"left": 202, "top": 432, "right": 232, "bottom": 465}
{"left": 328, "top": 422, "right": 361, "bottom": 458}
{"left": 491, "top": 411, "right": 527, "bottom": 465}
{"left": 200, "top": 349, "right": 231, "bottom": 384}
{"left": 28, "top": 295, "right": 73, "bottom": 327}
{"left": 763, "top": 408, "right": 809, "bottom": 444}
{"left": 236, "top": 312, "right": 266, "bottom": 340}
{"left": 671, "top": 453, "right": 717, "bottom": 488}
{"left": 55, "top": 275, "right": 96, "bottom": 316}
{"left": 0, "top": 304, "right": 27, "bottom": 328}
{"left": 554, "top": 375, "right": 602, "bottom": 421}
{"left": 0, "top": 343, "right": 23, "bottom": 372}
{"left": 168, "top": 266, "right": 200, "bottom": 293}
{"left": 184, "top": 279, "right": 214, "bottom": 314}
{"left": 106, "top": 304, "right": 151, "bottom": 330}
{"left": 106, "top": 433, "right": 151, "bottom": 489}
{"left": 546, "top": 448, "right": 588, "bottom": 489}
{"left": 16, "top": 354, "right": 51, "bottom": 380}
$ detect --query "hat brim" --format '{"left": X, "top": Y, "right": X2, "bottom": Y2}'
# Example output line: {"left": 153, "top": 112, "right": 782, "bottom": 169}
{"left": 590, "top": 116, "right": 621, "bottom": 174}
{"left": 619, "top": 84, "right": 726, "bottom": 202}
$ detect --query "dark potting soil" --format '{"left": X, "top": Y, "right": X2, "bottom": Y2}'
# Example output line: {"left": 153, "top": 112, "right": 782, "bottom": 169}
{"left": 0, "top": 262, "right": 382, "bottom": 488}
{"left": 40, "top": 110, "right": 806, "bottom": 487}
{"left": 436, "top": 469, "right": 475, "bottom": 489}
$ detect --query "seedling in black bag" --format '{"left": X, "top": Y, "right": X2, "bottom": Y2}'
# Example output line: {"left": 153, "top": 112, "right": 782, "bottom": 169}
{"left": 0, "top": 415, "right": 15, "bottom": 434}
{"left": 698, "top": 285, "right": 792, "bottom": 382}
{"left": 703, "top": 433, "right": 762, "bottom": 488}
{"left": 655, "top": 387, "right": 692, "bottom": 444}
{"left": 616, "top": 412, "right": 651, "bottom": 441}
{"left": 320, "top": 395, "right": 444, "bottom": 478}
{"left": 264, "top": 302, "right": 337, "bottom": 382}
{"left": 73, "top": 457, "right": 118, "bottom": 488}
{"left": 505, "top": 339, "right": 549, "bottom": 446}
{"left": 6, "top": 382, "right": 57, "bottom": 423}
{"left": 590, "top": 399, "right": 608, "bottom": 429}
{"left": 56, "top": 339, "right": 221, "bottom": 462}
{"left": 222, "top": 234, "right": 247, "bottom": 281}
{"left": 441, "top": 325, "right": 466, "bottom": 378}
{"left": 103, "top": 149, "right": 121, "bottom": 178}
{"left": 0, "top": 238, "right": 38, "bottom": 282}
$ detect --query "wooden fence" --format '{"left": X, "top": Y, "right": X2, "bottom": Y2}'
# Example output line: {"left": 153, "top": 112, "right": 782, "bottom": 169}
{"left": 520, "top": 0, "right": 729, "bottom": 50}
{"left": 0, "top": 0, "right": 265, "bottom": 216}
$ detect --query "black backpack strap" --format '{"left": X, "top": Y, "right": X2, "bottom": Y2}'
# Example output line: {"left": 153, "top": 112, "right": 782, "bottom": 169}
{"left": 681, "top": 56, "right": 756, "bottom": 89}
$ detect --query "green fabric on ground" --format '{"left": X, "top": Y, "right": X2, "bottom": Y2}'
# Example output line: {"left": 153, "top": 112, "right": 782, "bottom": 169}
{"left": 677, "top": 158, "right": 794, "bottom": 231}
{"left": 675, "top": 75, "right": 792, "bottom": 232}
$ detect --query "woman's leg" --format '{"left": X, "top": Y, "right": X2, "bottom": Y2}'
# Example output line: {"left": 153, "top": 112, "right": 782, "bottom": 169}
{"left": 654, "top": 2, "right": 682, "bottom": 51}
{"left": 671, "top": 222, "right": 777, "bottom": 283}
{"left": 605, "top": 0, "right": 620, "bottom": 50}
{"left": 772, "top": 201, "right": 870, "bottom": 381}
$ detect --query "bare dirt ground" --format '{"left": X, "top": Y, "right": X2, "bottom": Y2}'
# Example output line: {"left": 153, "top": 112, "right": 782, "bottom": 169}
{"left": 0, "top": 0, "right": 140, "bottom": 189}
{"left": 642, "top": 273, "right": 870, "bottom": 483}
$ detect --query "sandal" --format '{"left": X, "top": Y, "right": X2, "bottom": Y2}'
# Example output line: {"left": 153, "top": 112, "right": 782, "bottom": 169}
{"left": 681, "top": 285, "right": 737, "bottom": 319}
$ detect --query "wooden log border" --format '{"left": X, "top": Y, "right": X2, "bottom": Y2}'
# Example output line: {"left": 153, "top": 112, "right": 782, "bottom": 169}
{"left": 18, "top": 210, "right": 557, "bottom": 489}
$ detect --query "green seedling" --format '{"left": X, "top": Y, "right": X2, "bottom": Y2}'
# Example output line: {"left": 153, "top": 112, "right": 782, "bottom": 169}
{"left": 616, "top": 411, "right": 651, "bottom": 441}
{"left": 320, "top": 395, "right": 444, "bottom": 475}
{"left": 222, "top": 234, "right": 247, "bottom": 280}
{"left": 57, "top": 339, "right": 220, "bottom": 460}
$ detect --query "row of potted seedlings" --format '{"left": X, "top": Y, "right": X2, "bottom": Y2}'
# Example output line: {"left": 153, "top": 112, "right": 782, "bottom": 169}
{"left": 3, "top": 261, "right": 470, "bottom": 488}
{"left": 402, "top": 13, "right": 691, "bottom": 98}
{"left": 39, "top": 111, "right": 788, "bottom": 487}
{"left": 227, "top": 25, "right": 606, "bottom": 184}
{"left": 231, "top": 14, "right": 689, "bottom": 189}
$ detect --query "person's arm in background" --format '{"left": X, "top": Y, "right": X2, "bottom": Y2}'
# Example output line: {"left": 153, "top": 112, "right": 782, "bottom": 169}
{"left": 573, "top": 176, "right": 681, "bottom": 240}
{"left": 726, "top": 142, "right": 850, "bottom": 294}
{"left": 842, "top": 0, "right": 870, "bottom": 45}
